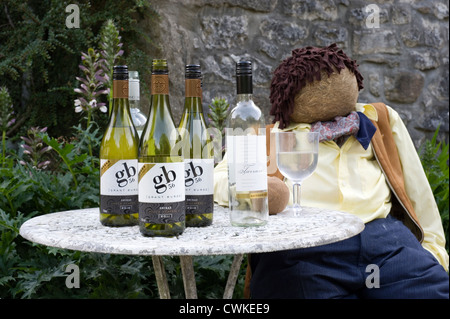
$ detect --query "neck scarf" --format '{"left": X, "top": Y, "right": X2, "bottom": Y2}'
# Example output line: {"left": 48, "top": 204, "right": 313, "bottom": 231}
{"left": 311, "top": 111, "right": 376, "bottom": 149}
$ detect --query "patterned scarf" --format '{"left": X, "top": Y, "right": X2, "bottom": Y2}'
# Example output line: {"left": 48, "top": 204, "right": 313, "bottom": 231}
{"left": 311, "top": 111, "right": 376, "bottom": 149}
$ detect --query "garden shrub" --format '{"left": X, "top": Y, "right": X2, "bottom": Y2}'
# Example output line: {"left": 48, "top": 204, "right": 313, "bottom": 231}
{"left": 419, "top": 127, "right": 449, "bottom": 253}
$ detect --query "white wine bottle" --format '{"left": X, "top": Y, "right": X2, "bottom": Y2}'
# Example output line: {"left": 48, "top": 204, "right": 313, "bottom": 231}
{"left": 178, "top": 64, "right": 214, "bottom": 227}
{"left": 226, "top": 60, "right": 269, "bottom": 226}
{"left": 99, "top": 65, "right": 139, "bottom": 226}
{"left": 138, "top": 59, "right": 185, "bottom": 237}
{"left": 128, "top": 71, "right": 147, "bottom": 137}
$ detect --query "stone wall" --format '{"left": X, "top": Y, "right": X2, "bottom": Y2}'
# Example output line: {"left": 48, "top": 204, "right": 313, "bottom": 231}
{"left": 144, "top": 0, "right": 449, "bottom": 146}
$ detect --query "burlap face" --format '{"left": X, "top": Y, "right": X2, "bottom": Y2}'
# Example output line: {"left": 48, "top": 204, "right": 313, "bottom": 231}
{"left": 290, "top": 68, "right": 358, "bottom": 124}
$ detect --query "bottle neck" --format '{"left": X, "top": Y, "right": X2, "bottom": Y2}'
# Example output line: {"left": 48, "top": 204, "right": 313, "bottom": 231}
{"left": 236, "top": 93, "right": 253, "bottom": 103}
{"left": 129, "top": 78, "right": 140, "bottom": 102}
{"left": 113, "top": 79, "right": 129, "bottom": 99}
{"left": 184, "top": 78, "right": 203, "bottom": 113}
{"left": 110, "top": 79, "right": 132, "bottom": 125}
{"left": 151, "top": 73, "right": 169, "bottom": 96}
{"left": 110, "top": 97, "right": 133, "bottom": 127}
{"left": 236, "top": 75, "right": 252, "bottom": 95}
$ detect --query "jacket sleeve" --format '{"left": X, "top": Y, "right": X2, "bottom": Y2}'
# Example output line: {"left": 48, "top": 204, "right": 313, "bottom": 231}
{"left": 387, "top": 105, "right": 449, "bottom": 271}
{"left": 213, "top": 154, "right": 229, "bottom": 206}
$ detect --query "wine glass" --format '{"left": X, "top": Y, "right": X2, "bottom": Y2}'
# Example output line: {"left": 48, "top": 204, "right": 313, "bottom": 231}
{"left": 275, "top": 131, "right": 319, "bottom": 216}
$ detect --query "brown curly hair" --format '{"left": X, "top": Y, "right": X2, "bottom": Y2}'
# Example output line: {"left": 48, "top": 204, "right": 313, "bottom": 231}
{"left": 269, "top": 43, "right": 364, "bottom": 129}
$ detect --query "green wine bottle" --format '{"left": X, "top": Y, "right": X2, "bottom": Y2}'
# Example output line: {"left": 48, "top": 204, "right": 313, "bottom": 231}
{"left": 178, "top": 64, "right": 214, "bottom": 227}
{"left": 99, "top": 65, "right": 139, "bottom": 226}
{"left": 138, "top": 59, "right": 185, "bottom": 237}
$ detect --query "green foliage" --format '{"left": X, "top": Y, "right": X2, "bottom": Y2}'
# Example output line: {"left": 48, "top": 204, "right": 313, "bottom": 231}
{"left": 74, "top": 48, "right": 109, "bottom": 125}
{"left": 0, "top": 87, "right": 14, "bottom": 162}
{"left": 19, "top": 127, "right": 53, "bottom": 170}
{"left": 419, "top": 127, "right": 449, "bottom": 253}
{"left": 207, "top": 97, "right": 229, "bottom": 160}
{"left": 0, "top": 87, "right": 14, "bottom": 132}
{"left": 0, "top": 0, "right": 157, "bottom": 137}
{"left": 207, "top": 97, "right": 230, "bottom": 135}
{"left": 99, "top": 19, "right": 125, "bottom": 111}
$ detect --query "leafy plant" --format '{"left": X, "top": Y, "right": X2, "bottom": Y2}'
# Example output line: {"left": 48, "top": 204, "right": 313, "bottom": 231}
{"left": 74, "top": 48, "right": 109, "bottom": 125}
{"left": 0, "top": 87, "right": 14, "bottom": 164}
{"left": 207, "top": 97, "right": 229, "bottom": 135}
{"left": 19, "top": 127, "right": 53, "bottom": 170}
{"left": 0, "top": 121, "right": 102, "bottom": 298}
{"left": 207, "top": 97, "right": 229, "bottom": 162}
{"left": 99, "top": 19, "right": 125, "bottom": 113}
{"left": 419, "top": 126, "right": 449, "bottom": 253}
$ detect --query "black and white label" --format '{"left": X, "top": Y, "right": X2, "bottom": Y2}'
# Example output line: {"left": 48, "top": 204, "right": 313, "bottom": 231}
{"left": 100, "top": 159, "right": 138, "bottom": 215}
{"left": 138, "top": 162, "right": 185, "bottom": 224}
{"left": 184, "top": 159, "right": 214, "bottom": 216}
{"left": 184, "top": 159, "right": 214, "bottom": 195}
{"left": 227, "top": 135, "right": 268, "bottom": 192}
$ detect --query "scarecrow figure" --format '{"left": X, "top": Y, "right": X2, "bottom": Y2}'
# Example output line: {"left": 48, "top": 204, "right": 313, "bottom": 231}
{"left": 214, "top": 43, "right": 448, "bottom": 299}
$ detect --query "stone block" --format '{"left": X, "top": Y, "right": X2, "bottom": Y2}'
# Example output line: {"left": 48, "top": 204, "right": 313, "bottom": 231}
{"left": 201, "top": 15, "right": 248, "bottom": 50}
{"left": 258, "top": 39, "right": 279, "bottom": 59}
{"left": 313, "top": 25, "right": 348, "bottom": 49}
{"left": 410, "top": 49, "right": 440, "bottom": 70}
{"left": 384, "top": 71, "right": 424, "bottom": 103}
{"left": 281, "top": 0, "right": 338, "bottom": 21}
{"left": 202, "top": 0, "right": 277, "bottom": 12}
{"left": 415, "top": 1, "right": 449, "bottom": 20}
{"left": 368, "top": 73, "right": 381, "bottom": 97}
{"left": 427, "top": 71, "right": 449, "bottom": 102}
{"left": 392, "top": 4, "right": 411, "bottom": 24}
{"left": 401, "top": 18, "right": 445, "bottom": 48}
{"left": 259, "top": 19, "right": 308, "bottom": 46}
{"left": 353, "top": 30, "right": 401, "bottom": 55}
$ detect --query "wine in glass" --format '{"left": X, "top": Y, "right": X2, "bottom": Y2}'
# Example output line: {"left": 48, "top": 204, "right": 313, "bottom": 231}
{"left": 275, "top": 131, "right": 319, "bottom": 216}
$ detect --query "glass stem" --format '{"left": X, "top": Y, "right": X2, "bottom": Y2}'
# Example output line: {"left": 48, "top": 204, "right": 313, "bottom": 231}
{"left": 293, "top": 182, "right": 301, "bottom": 209}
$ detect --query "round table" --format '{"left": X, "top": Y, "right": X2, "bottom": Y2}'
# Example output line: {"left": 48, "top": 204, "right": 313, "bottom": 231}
{"left": 20, "top": 204, "right": 364, "bottom": 298}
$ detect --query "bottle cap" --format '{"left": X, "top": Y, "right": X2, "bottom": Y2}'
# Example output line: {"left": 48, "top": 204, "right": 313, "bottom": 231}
{"left": 236, "top": 61, "right": 252, "bottom": 76}
{"left": 185, "top": 64, "right": 201, "bottom": 79}
{"left": 129, "top": 71, "right": 139, "bottom": 81}
{"left": 113, "top": 65, "right": 128, "bottom": 80}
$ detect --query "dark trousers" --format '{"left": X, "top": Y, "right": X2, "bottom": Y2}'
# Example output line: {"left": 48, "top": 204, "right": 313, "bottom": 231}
{"left": 250, "top": 215, "right": 449, "bottom": 299}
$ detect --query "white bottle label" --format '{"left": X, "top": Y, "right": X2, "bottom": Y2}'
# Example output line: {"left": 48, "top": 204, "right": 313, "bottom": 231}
{"left": 100, "top": 159, "right": 138, "bottom": 195}
{"left": 184, "top": 159, "right": 214, "bottom": 195}
{"left": 227, "top": 135, "right": 268, "bottom": 192}
{"left": 138, "top": 162, "right": 185, "bottom": 203}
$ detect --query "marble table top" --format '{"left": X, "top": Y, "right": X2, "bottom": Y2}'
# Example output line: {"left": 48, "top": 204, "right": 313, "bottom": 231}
{"left": 20, "top": 205, "right": 364, "bottom": 256}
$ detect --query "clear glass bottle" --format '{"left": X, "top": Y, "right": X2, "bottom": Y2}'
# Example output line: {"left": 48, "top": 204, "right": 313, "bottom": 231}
{"left": 226, "top": 60, "right": 269, "bottom": 226}
{"left": 138, "top": 59, "right": 185, "bottom": 237}
{"left": 99, "top": 65, "right": 139, "bottom": 226}
{"left": 128, "top": 71, "right": 147, "bottom": 137}
{"left": 178, "top": 64, "right": 214, "bottom": 227}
